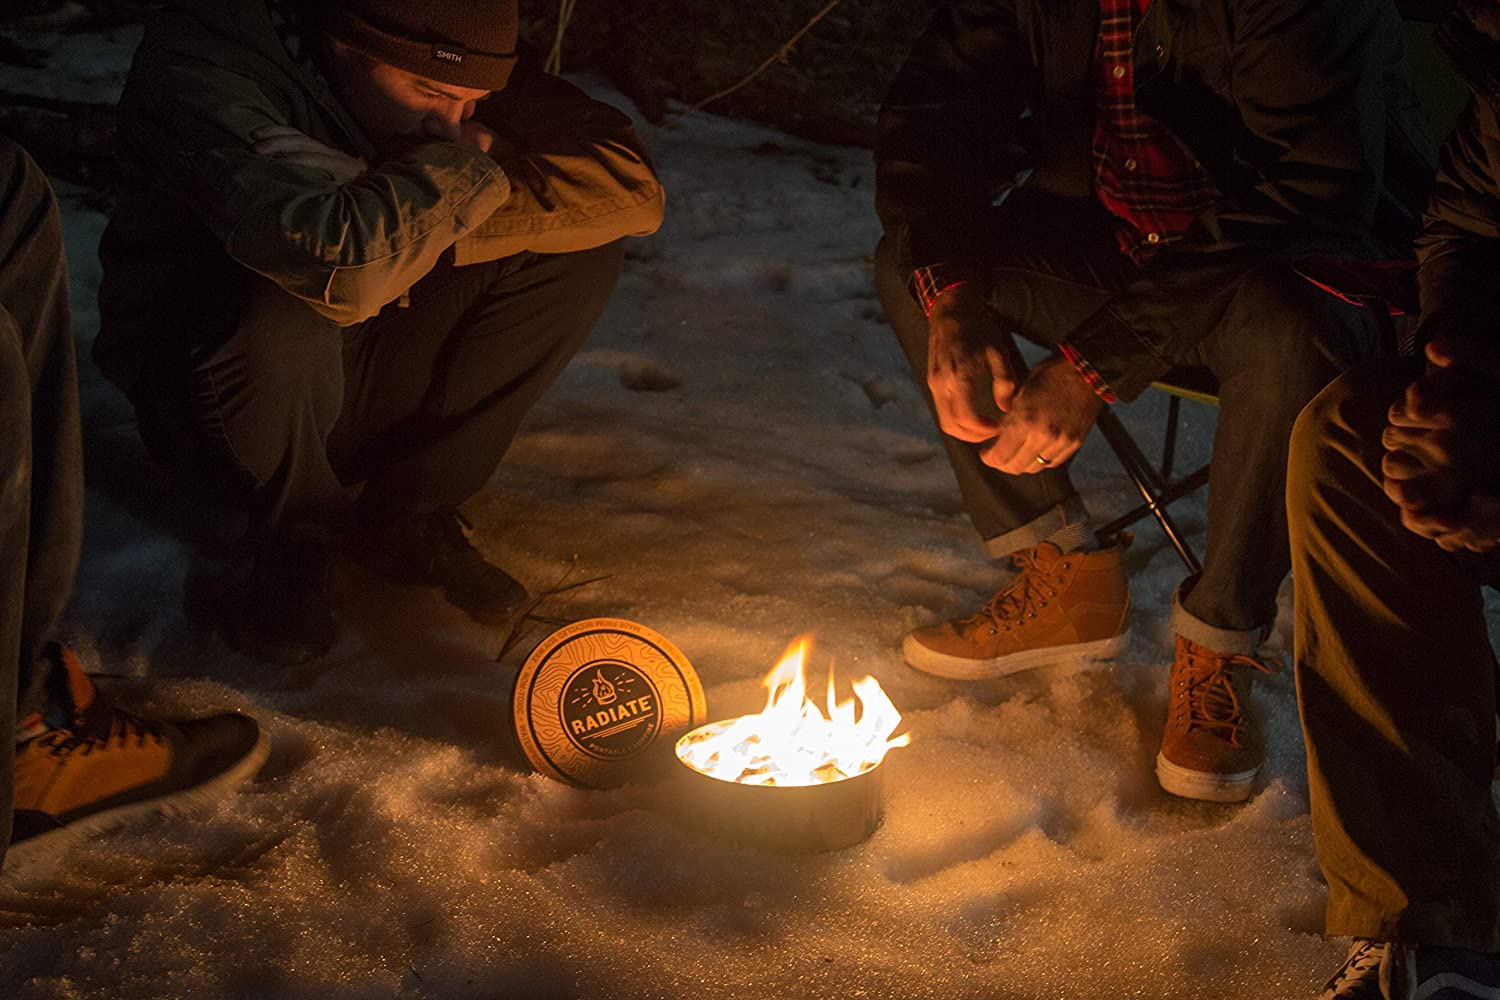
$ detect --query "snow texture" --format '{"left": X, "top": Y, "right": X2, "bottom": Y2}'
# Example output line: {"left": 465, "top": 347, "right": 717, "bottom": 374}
{"left": 4, "top": 24, "right": 1497, "bottom": 1000}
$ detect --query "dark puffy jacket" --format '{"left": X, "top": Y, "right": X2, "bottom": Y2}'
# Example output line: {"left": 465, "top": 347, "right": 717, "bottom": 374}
{"left": 876, "top": 0, "right": 1437, "bottom": 400}
{"left": 95, "top": 0, "right": 663, "bottom": 401}
{"left": 1414, "top": 0, "right": 1500, "bottom": 348}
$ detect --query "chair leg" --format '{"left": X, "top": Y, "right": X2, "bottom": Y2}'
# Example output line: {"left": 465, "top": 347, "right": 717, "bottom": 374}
{"left": 1094, "top": 409, "right": 1204, "bottom": 575}
{"left": 1161, "top": 395, "right": 1181, "bottom": 482}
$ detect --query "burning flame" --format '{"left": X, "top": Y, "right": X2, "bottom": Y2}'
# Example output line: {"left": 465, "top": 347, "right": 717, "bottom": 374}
{"left": 675, "top": 638, "right": 911, "bottom": 787}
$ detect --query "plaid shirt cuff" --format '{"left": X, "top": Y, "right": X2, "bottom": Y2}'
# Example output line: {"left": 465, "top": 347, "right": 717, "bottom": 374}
{"left": 910, "top": 264, "right": 972, "bottom": 317}
{"left": 15, "top": 711, "right": 48, "bottom": 743}
{"left": 1059, "top": 342, "right": 1119, "bottom": 404}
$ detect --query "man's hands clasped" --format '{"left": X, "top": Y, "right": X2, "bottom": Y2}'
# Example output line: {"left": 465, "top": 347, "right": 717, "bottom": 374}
{"left": 1382, "top": 339, "right": 1500, "bottom": 553}
{"left": 927, "top": 285, "right": 1104, "bottom": 474}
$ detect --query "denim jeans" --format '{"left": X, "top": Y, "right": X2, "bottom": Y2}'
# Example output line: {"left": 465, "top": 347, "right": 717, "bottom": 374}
{"left": 0, "top": 137, "right": 82, "bottom": 862}
{"left": 1289, "top": 360, "right": 1500, "bottom": 949}
{"left": 876, "top": 191, "right": 1386, "bottom": 649}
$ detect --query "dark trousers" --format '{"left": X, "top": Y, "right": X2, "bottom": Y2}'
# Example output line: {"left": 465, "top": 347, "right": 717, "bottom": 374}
{"left": 135, "top": 243, "right": 626, "bottom": 540}
{"left": 1289, "top": 360, "right": 1500, "bottom": 949}
{"left": 876, "top": 193, "right": 1384, "bottom": 649}
{"left": 0, "top": 137, "right": 80, "bottom": 860}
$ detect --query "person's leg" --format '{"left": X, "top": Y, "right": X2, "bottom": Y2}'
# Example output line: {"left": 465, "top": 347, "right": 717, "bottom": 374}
{"left": 131, "top": 277, "right": 350, "bottom": 663}
{"left": 0, "top": 137, "right": 79, "bottom": 863}
{"left": 878, "top": 193, "right": 1138, "bottom": 679}
{"left": 1154, "top": 261, "right": 1386, "bottom": 803}
{"left": 0, "top": 140, "right": 268, "bottom": 877}
{"left": 1174, "top": 262, "right": 1385, "bottom": 649}
{"left": 137, "top": 278, "right": 352, "bottom": 540}
{"left": 1290, "top": 360, "right": 1500, "bottom": 951}
{"left": 875, "top": 193, "right": 1132, "bottom": 557}
{"left": 333, "top": 242, "right": 626, "bottom": 515}
{"left": 329, "top": 242, "right": 625, "bottom": 623}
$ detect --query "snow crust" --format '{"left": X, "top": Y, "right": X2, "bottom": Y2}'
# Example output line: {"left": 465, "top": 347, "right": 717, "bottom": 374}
{"left": 5, "top": 25, "right": 1493, "bottom": 1000}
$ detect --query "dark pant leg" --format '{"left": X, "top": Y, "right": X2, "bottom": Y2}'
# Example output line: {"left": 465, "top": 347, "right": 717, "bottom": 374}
{"left": 0, "top": 138, "right": 80, "bottom": 863}
{"left": 136, "top": 279, "right": 352, "bottom": 540}
{"left": 1288, "top": 360, "right": 1500, "bottom": 949}
{"left": 331, "top": 243, "right": 625, "bottom": 516}
{"left": 1171, "top": 262, "right": 1384, "bottom": 644}
{"left": 875, "top": 193, "right": 1132, "bottom": 555}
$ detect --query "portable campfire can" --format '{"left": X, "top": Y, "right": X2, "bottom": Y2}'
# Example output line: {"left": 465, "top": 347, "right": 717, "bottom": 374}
{"left": 674, "top": 721, "right": 886, "bottom": 853}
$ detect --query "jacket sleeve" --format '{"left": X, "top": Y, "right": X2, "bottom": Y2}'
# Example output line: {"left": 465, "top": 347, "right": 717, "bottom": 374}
{"left": 874, "top": 0, "right": 1037, "bottom": 280}
{"left": 1065, "top": 0, "right": 1422, "bottom": 400}
{"left": 117, "top": 61, "right": 513, "bottom": 327}
{"left": 1413, "top": 88, "right": 1500, "bottom": 349}
{"left": 452, "top": 50, "right": 664, "bottom": 265}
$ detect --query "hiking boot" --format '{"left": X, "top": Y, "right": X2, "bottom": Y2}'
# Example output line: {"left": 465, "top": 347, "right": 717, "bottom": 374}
{"left": 6, "top": 645, "right": 270, "bottom": 877}
{"left": 902, "top": 540, "right": 1130, "bottom": 680}
{"left": 1156, "top": 635, "right": 1280, "bottom": 803}
{"left": 220, "top": 534, "right": 336, "bottom": 665}
{"left": 353, "top": 507, "right": 528, "bottom": 626}
{"left": 1318, "top": 939, "right": 1500, "bottom": 999}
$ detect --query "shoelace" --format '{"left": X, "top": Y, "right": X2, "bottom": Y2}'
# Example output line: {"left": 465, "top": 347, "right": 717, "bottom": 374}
{"left": 968, "top": 548, "right": 1069, "bottom": 633}
{"left": 1320, "top": 940, "right": 1389, "bottom": 998}
{"left": 1175, "top": 644, "right": 1281, "bottom": 745}
{"left": 40, "top": 708, "right": 167, "bottom": 759}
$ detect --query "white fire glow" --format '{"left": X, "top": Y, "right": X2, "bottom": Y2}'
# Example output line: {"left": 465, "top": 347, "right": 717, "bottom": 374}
{"left": 674, "top": 638, "right": 911, "bottom": 787}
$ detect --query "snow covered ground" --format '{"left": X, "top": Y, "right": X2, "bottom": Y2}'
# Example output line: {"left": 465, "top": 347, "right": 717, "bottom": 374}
{"left": 3, "top": 22, "right": 1489, "bottom": 1000}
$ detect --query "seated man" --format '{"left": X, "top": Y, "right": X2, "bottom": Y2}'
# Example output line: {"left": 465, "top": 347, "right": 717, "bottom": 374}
{"left": 94, "top": 0, "right": 664, "bottom": 664}
{"left": 874, "top": 0, "right": 1434, "bottom": 802}
{"left": 1, "top": 136, "right": 266, "bottom": 876}
{"left": 1292, "top": 5, "right": 1500, "bottom": 995}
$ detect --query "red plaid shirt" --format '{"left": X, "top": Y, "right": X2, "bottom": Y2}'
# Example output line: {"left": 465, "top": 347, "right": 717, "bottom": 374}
{"left": 912, "top": 0, "right": 1223, "bottom": 402}
{"left": 1092, "top": 0, "right": 1220, "bottom": 265}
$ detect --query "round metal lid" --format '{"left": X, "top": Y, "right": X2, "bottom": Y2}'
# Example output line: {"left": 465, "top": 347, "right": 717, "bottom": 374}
{"left": 513, "top": 618, "right": 707, "bottom": 787}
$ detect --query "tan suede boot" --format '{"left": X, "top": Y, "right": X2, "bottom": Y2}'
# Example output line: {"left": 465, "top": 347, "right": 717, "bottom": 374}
{"left": 902, "top": 541, "right": 1130, "bottom": 680}
{"left": 1155, "top": 636, "right": 1281, "bottom": 803}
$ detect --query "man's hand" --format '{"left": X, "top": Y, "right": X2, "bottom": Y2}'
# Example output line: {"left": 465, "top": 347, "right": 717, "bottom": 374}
{"left": 251, "top": 126, "right": 368, "bottom": 184}
{"left": 422, "top": 102, "right": 507, "bottom": 157}
{"left": 981, "top": 355, "right": 1105, "bottom": 474}
{"left": 926, "top": 284, "right": 1014, "bottom": 443}
{"left": 1383, "top": 338, "right": 1500, "bottom": 550}
{"left": 1398, "top": 493, "right": 1500, "bottom": 553}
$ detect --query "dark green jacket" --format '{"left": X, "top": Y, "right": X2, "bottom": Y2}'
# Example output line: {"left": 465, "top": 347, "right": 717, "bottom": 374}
{"left": 96, "top": 0, "right": 663, "bottom": 400}
{"left": 1414, "top": 0, "right": 1500, "bottom": 349}
{"left": 877, "top": 0, "right": 1436, "bottom": 400}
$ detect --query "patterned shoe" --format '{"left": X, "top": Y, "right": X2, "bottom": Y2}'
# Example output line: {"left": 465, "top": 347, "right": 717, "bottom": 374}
{"left": 901, "top": 541, "right": 1130, "bottom": 680}
{"left": 6, "top": 645, "right": 270, "bottom": 878}
{"left": 1318, "top": 938, "right": 1500, "bottom": 999}
{"left": 1319, "top": 941, "right": 1411, "bottom": 999}
{"left": 1156, "top": 635, "right": 1280, "bottom": 803}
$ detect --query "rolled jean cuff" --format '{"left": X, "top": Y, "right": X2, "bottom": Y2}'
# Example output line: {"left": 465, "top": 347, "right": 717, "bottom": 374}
{"left": 982, "top": 495, "right": 1090, "bottom": 559}
{"left": 1170, "top": 580, "right": 1270, "bottom": 656}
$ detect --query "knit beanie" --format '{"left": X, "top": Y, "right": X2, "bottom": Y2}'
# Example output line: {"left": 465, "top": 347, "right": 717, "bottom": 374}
{"left": 324, "top": 0, "right": 520, "bottom": 92}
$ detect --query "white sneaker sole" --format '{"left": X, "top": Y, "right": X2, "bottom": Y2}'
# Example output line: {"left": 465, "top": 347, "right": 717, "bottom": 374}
{"left": 901, "top": 631, "right": 1129, "bottom": 680}
{"left": 1, "top": 728, "right": 272, "bottom": 885}
{"left": 1155, "top": 751, "right": 1258, "bottom": 803}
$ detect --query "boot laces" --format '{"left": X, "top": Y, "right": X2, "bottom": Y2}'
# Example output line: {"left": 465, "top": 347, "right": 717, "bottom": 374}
{"left": 1176, "top": 644, "right": 1279, "bottom": 745}
{"left": 39, "top": 707, "right": 166, "bottom": 758}
{"left": 1319, "top": 940, "right": 1390, "bottom": 998}
{"left": 968, "top": 548, "right": 1068, "bottom": 633}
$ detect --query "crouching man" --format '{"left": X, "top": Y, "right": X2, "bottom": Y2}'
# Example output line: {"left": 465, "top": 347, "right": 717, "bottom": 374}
{"left": 95, "top": 0, "right": 664, "bottom": 664}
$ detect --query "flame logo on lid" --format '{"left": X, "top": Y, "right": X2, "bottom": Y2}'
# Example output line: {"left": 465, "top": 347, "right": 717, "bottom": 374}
{"left": 592, "top": 670, "right": 618, "bottom": 706}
